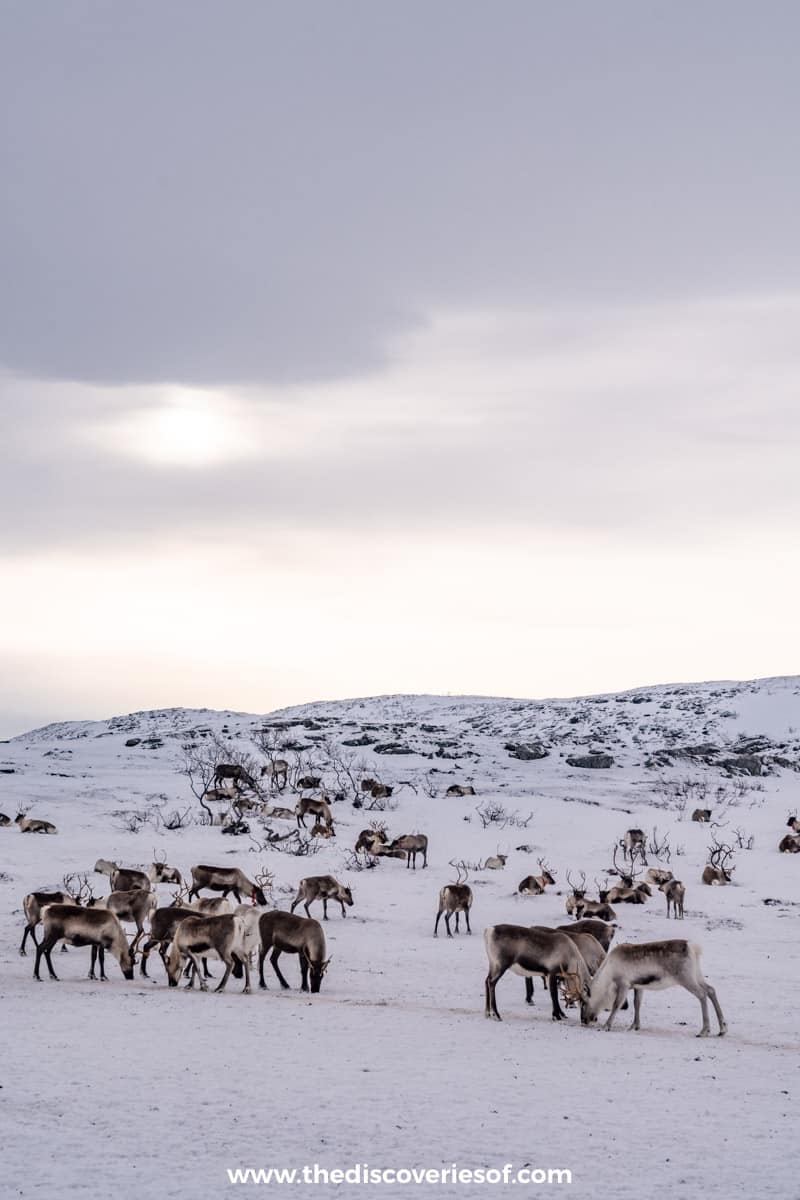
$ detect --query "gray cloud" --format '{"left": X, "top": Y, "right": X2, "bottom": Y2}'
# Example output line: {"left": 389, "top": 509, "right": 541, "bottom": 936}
{"left": 2, "top": 2, "right": 800, "bottom": 387}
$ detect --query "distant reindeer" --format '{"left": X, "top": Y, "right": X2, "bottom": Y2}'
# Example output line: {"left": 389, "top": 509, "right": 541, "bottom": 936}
{"left": 187, "top": 865, "right": 270, "bottom": 905}
{"left": 354, "top": 824, "right": 388, "bottom": 853}
{"left": 19, "top": 874, "right": 87, "bottom": 955}
{"left": 646, "top": 867, "right": 674, "bottom": 887}
{"left": 16, "top": 813, "right": 57, "bottom": 834}
{"left": 483, "top": 853, "right": 507, "bottom": 870}
{"left": 310, "top": 819, "right": 335, "bottom": 839}
{"left": 445, "top": 784, "right": 476, "bottom": 797}
{"left": 566, "top": 870, "right": 616, "bottom": 921}
{"left": 290, "top": 875, "right": 353, "bottom": 920}
{"left": 258, "top": 911, "right": 330, "bottom": 992}
{"left": 692, "top": 808, "right": 713, "bottom": 823}
{"left": 581, "top": 939, "right": 726, "bottom": 1036}
{"left": 214, "top": 762, "right": 256, "bottom": 791}
{"left": 166, "top": 913, "right": 254, "bottom": 992}
{"left": 565, "top": 870, "right": 588, "bottom": 916}
{"left": 607, "top": 847, "right": 650, "bottom": 904}
{"left": 660, "top": 878, "right": 685, "bottom": 918}
{"left": 620, "top": 828, "right": 647, "bottom": 864}
{"left": 787, "top": 814, "right": 800, "bottom": 833}
{"left": 388, "top": 833, "right": 428, "bottom": 869}
{"left": 148, "top": 850, "right": 183, "bottom": 887}
{"left": 484, "top": 925, "right": 591, "bottom": 1022}
{"left": 34, "top": 905, "right": 134, "bottom": 982}
{"left": 262, "top": 805, "right": 296, "bottom": 821}
{"left": 260, "top": 759, "right": 289, "bottom": 790}
{"left": 518, "top": 858, "right": 556, "bottom": 896}
{"left": 296, "top": 796, "right": 334, "bottom": 831}
{"left": 202, "top": 787, "right": 238, "bottom": 804}
{"left": 297, "top": 775, "right": 322, "bottom": 790}
{"left": 434, "top": 863, "right": 473, "bottom": 937}
{"left": 94, "top": 859, "right": 151, "bottom": 893}
{"left": 702, "top": 838, "right": 735, "bottom": 885}
{"left": 778, "top": 834, "right": 800, "bottom": 853}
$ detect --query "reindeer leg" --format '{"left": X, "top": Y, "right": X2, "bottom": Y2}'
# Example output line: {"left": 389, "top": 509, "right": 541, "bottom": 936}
{"left": 98, "top": 946, "right": 108, "bottom": 981}
{"left": 214, "top": 958, "right": 234, "bottom": 992}
{"left": 19, "top": 924, "right": 33, "bottom": 955}
{"left": 628, "top": 988, "right": 642, "bottom": 1031}
{"left": 89, "top": 945, "right": 98, "bottom": 980}
{"left": 340, "top": 899, "right": 346, "bottom": 917}
{"left": 485, "top": 969, "right": 505, "bottom": 1020}
{"left": 444, "top": 912, "right": 452, "bottom": 938}
{"left": 434, "top": 909, "right": 443, "bottom": 937}
{"left": 240, "top": 956, "right": 251, "bottom": 994}
{"left": 524, "top": 977, "right": 535, "bottom": 1005}
{"left": 465, "top": 908, "right": 471, "bottom": 934}
{"left": 299, "top": 956, "right": 310, "bottom": 993}
{"left": 603, "top": 982, "right": 628, "bottom": 1031}
{"left": 454, "top": 912, "right": 460, "bottom": 934}
{"left": 140, "top": 938, "right": 156, "bottom": 977}
{"left": 270, "top": 948, "right": 291, "bottom": 990}
{"left": 322, "top": 899, "right": 328, "bottom": 921}
{"left": 258, "top": 944, "right": 269, "bottom": 989}
{"left": 704, "top": 982, "right": 727, "bottom": 1036}
{"left": 43, "top": 939, "right": 59, "bottom": 980}
{"left": 188, "top": 951, "right": 207, "bottom": 990}
{"left": 549, "top": 973, "right": 566, "bottom": 1021}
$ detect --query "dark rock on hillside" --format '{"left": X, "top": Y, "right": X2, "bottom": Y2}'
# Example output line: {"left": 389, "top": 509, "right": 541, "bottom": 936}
{"left": 374, "top": 742, "right": 414, "bottom": 755}
{"left": 566, "top": 753, "right": 614, "bottom": 769}
{"left": 719, "top": 755, "right": 764, "bottom": 776}
{"left": 341, "top": 733, "right": 376, "bottom": 747}
{"left": 125, "top": 738, "right": 141, "bottom": 747}
{"left": 505, "top": 742, "right": 549, "bottom": 761}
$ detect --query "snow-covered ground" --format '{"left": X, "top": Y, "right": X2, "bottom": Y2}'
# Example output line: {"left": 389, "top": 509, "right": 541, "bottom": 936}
{"left": 1, "top": 677, "right": 799, "bottom": 1198}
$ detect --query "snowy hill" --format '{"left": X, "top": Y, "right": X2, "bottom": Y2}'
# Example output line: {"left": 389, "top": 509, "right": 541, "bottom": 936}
{"left": 2, "top": 676, "right": 799, "bottom": 1199}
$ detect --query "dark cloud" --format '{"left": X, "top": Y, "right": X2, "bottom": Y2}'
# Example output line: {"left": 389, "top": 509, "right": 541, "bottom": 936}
{"left": 2, "top": 2, "right": 800, "bottom": 386}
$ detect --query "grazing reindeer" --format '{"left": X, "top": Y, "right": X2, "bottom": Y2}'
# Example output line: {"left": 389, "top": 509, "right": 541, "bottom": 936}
{"left": 620, "top": 828, "right": 647, "bottom": 865}
{"left": 258, "top": 911, "right": 331, "bottom": 993}
{"left": 702, "top": 838, "right": 735, "bottom": 885}
{"left": 166, "top": 913, "right": 253, "bottom": 992}
{"left": 16, "top": 813, "right": 57, "bottom": 834}
{"left": 290, "top": 875, "right": 353, "bottom": 920}
{"left": 484, "top": 925, "right": 591, "bottom": 1022}
{"left": 214, "top": 763, "right": 256, "bottom": 791}
{"left": 94, "top": 859, "right": 151, "bottom": 893}
{"left": 661, "top": 878, "right": 685, "bottom": 919}
{"left": 524, "top": 928, "right": 606, "bottom": 1008}
{"left": 483, "top": 853, "right": 507, "bottom": 870}
{"left": 692, "top": 808, "right": 713, "bottom": 823}
{"left": 388, "top": 833, "right": 428, "bottom": 869}
{"left": 787, "top": 814, "right": 800, "bottom": 833}
{"left": 89, "top": 888, "right": 157, "bottom": 953}
{"left": 778, "top": 834, "right": 800, "bottom": 853}
{"left": 187, "top": 865, "right": 269, "bottom": 905}
{"left": 581, "top": 940, "right": 726, "bottom": 1036}
{"left": 434, "top": 863, "right": 473, "bottom": 937}
{"left": 518, "top": 858, "right": 556, "bottom": 896}
{"left": 556, "top": 919, "right": 618, "bottom": 952}
{"left": 139, "top": 904, "right": 203, "bottom": 978}
{"left": 368, "top": 783, "right": 393, "bottom": 800}
{"left": 310, "top": 819, "right": 335, "bottom": 839}
{"left": 296, "top": 796, "right": 334, "bottom": 831}
{"left": 260, "top": 759, "right": 289, "bottom": 790}
{"left": 646, "top": 867, "right": 673, "bottom": 887}
{"left": 19, "top": 874, "right": 87, "bottom": 955}
{"left": 34, "top": 905, "right": 134, "bottom": 982}
{"left": 148, "top": 850, "right": 183, "bottom": 887}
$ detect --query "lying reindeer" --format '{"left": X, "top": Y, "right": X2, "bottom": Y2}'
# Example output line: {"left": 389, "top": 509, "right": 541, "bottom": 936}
{"left": 581, "top": 939, "right": 726, "bottom": 1037}
{"left": 258, "top": 911, "right": 330, "bottom": 993}
{"left": 518, "top": 858, "right": 556, "bottom": 896}
{"left": 16, "top": 813, "right": 57, "bottom": 834}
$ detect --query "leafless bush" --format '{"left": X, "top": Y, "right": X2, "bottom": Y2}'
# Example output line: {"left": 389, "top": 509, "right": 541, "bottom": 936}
{"left": 732, "top": 827, "right": 755, "bottom": 850}
{"left": 475, "top": 801, "right": 532, "bottom": 830}
{"left": 342, "top": 849, "right": 379, "bottom": 871}
{"left": 179, "top": 734, "right": 259, "bottom": 825}
{"left": 248, "top": 824, "right": 322, "bottom": 857}
{"left": 648, "top": 826, "right": 671, "bottom": 862}
{"left": 161, "top": 805, "right": 194, "bottom": 831}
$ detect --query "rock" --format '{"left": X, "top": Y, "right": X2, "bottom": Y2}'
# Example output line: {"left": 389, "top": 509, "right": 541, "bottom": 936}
{"left": 505, "top": 742, "right": 549, "bottom": 761}
{"left": 719, "top": 755, "right": 764, "bottom": 776}
{"left": 124, "top": 737, "right": 141, "bottom": 747}
{"left": 373, "top": 743, "right": 414, "bottom": 755}
{"left": 341, "top": 733, "right": 376, "bottom": 747}
{"left": 566, "top": 753, "right": 614, "bottom": 769}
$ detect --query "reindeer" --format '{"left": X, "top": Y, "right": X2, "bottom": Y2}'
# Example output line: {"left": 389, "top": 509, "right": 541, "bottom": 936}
{"left": 368, "top": 783, "right": 393, "bottom": 800}
{"left": 262, "top": 805, "right": 297, "bottom": 821}
{"left": 310, "top": 819, "right": 335, "bottom": 839}
{"left": 778, "top": 834, "right": 800, "bottom": 853}
{"left": 202, "top": 787, "right": 239, "bottom": 804}
{"left": 661, "top": 878, "right": 685, "bottom": 918}
{"left": 187, "top": 865, "right": 270, "bottom": 905}
{"left": 19, "top": 874, "right": 88, "bottom": 955}
{"left": 0, "top": 812, "right": 11, "bottom": 825}
{"left": 692, "top": 808, "right": 712, "bottom": 823}
{"left": 290, "top": 875, "right": 353, "bottom": 920}
{"left": 620, "top": 828, "right": 647, "bottom": 865}
{"left": 388, "top": 833, "right": 428, "bottom": 869}
{"left": 354, "top": 824, "right": 388, "bottom": 853}
{"left": 258, "top": 911, "right": 330, "bottom": 992}
{"left": 434, "top": 863, "right": 473, "bottom": 937}
{"left": 138, "top": 904, "right": 203, "bottom": 978}
{"left": 556, "top": 919, "right": 618, "bottom": 952}
{"left": 607, "top": 847, "right": 650, "bottom": 904}
{"left": 581, "top": 939, "right": 726, "bottom": 1036}
{"left": 165, "top": 913, "right": 254, "bottom": 992}
{"left": 523, "top": 927, "right": 607, "bottom": 1009}
{"left": 483, "top": 853, "right": 507, "bottom": 870}
{"left": 148, "top": 850, "right": 183, "bottom": 887}
{"left": 484, "top": 925, "right": 592, "bottom": 1022}
{"left": 15, "top": 813, "right": 57, "bottom": 834}
{"left": 34, "top": 905, "right": 134, "bottom": 981}
{"left": 445, "top": 784, "right": 476, "bottom": 797}
{"left": 566, "top": 871, "right": 616, "bottom": 921}
{"left": 214, "top": 763, "right": 256, "bottom": 791}
{"left": 702, "top": 838, "right": 735, "bottom": 885}
{"left": 94, "top": 859, "right": 151, "bottom": 893}
{"left": 565, "top": 870, "right": 588, "bottom": 916}
{"left": 295, "top": 796, "right": 334, "bottom": 831}
{"left": 518, "top": 858, "right": 556, "bottom": 896}
{"left": 260, "top": 759, "right": 289, "bottom": 790}
{"left": 787, "top": 814, "right": 800, "bottom": 833}
{"left": 646, "top": 867, "right": 674, "bottom": 886}
{"left": 89, "top": 888, "right": 157, "bottom": 953}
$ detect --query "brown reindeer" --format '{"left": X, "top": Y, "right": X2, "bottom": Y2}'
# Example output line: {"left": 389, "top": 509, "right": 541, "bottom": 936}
{"left": 187, "top": 865, "right": 269, "bottom": 905}
{"left": 518, "top": 858, "right": 556, "bottom": 896}
{"left": 523, "top": 927, "right": 607, "bottom": 1008}
{"left": 148, "top": 850, "right": 183, "bottom": 887}
{"left": 90, "top": 888, "right": 157, "bottom": 953}
{"left": 661, "top": 878, "right": 686, "bottom": 918}
{"left": 295, "top": 796, "right": 334, "bottom": 831}
{"left": 16, "top": 813, "right": 57, "bottom": 834}
{"left": 692, "top": 808, "right": 713, "bottom": 823}
{"left": 778, "top": 834, "right": 800, "bottom": 853}
{"left": 646, "top": 867, "right": 674, "bottom": 886}
{"left": 258, "top": 911, "right": 330, "bottom": 992}
{"left": 291, "top": 875, "right": 353, "bottom": 919}
{"left": 214, "top": 763, "right": 257, "bottom": 790}
{"left": 19, "top": 874, "right": 88, "bottom": 955}
{"left": 388, "top": 833, "right": 428, "bottom": 869}
{"left": 260, "top": 759, "right": 289, "bottom": 790}
{"left": 166, "top": 913, "right": 254, "bottom": 992}
{"left": 310, "top": 819, "right": 335, "bottom": 839}
{"left": 434, "top": 863, "right": 473, "bottom": 937}
{"left": 34, "top": 905, "right": 134, "bottom": 981}
{"left": 702, "top": 838, "right": 735, "bottom": 885}
{"left": 484, "top": 925, "right": 591, "bottom": 1022}
{"left": 787, "top": 814, "right": 800, "bottom": 833}
{"left": 354, "top": 824, "right": 388, "bottom": 853}
{"left": 139, "top": 905, "right": 204, "bottom": 978}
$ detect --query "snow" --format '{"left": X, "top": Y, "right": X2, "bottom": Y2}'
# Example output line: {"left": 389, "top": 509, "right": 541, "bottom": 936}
{"left": 1, "top": 677, "right": 799, "bottom": 1198}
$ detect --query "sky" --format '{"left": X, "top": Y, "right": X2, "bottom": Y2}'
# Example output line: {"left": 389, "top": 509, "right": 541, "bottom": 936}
{"left": 2, "top": 1, "right": 800, "bottom": 737}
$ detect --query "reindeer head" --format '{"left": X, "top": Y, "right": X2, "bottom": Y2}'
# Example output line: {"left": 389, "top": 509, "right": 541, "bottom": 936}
{"left": 565, "top": 869, "right": 587, "bottom": 900}
{"left": 537, "top": 858, "right": 556, "bottom": 886}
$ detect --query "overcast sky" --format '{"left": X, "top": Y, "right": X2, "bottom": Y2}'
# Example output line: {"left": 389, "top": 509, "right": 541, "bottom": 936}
{"left": 2, "top": 2, "right": 799, "bottom": 736}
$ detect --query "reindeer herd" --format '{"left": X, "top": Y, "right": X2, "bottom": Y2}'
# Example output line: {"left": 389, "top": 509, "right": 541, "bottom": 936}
{"left": 14, "top": 747, "right": 800, "bottom": 1043}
